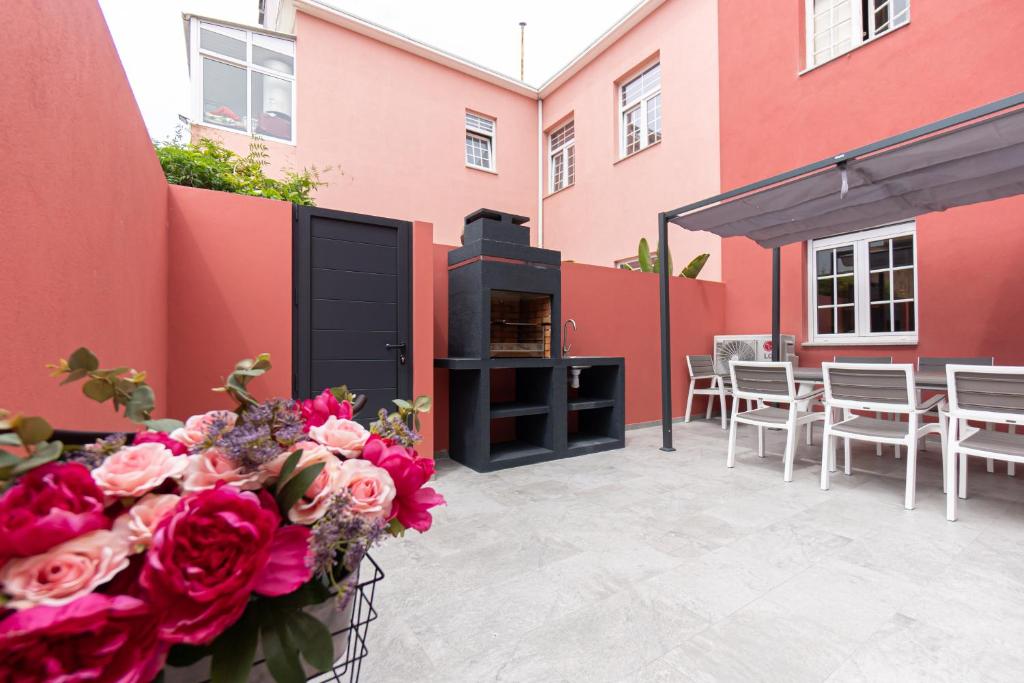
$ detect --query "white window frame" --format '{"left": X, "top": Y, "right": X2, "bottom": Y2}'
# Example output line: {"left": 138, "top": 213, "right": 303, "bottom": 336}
{"left": 189, "top": 19, "right": 297, "bottom": 144}
{"left": 618, "top": 62, "right": 661, "bottom": 158}
{"left": 806, "top": 222, "right": 919, "bottom": 345}
{"left": 465, "top": 112, "right": 496, "bottom": 172}
{"left": 804, "top": 0, "right": 910, "bottom": 69}
{"left": 548, "top": 119, "right": 575, "bottom": 193}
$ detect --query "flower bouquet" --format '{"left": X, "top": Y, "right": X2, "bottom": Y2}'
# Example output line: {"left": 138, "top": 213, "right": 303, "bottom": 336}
{"left": 0, "top": 348, "right": 444, "bottom": 683}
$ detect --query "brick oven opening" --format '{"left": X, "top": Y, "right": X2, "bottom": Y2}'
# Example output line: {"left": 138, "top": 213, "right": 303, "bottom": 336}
{"left": 489, "top": 290, "right": 552, "bottom": 358}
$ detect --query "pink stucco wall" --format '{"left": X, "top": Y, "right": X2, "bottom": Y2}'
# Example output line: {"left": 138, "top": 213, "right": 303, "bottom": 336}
{"left": 194, "top": 11, "right": 538, "bottom": 248}
{"left": 541, "top": 0, "right": 722, "bottom": 280}
{"left": 717, "top": 0, "right": 1024, "bottom": 365}
{"left": 0, "top": 1, "right": 169, "bottom": 430}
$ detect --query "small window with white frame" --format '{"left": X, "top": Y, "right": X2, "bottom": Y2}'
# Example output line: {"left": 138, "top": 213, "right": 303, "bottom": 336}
{"left": 190, "top": 19, "right": 296, "bottom": 142}
{"left": 548, "top": 119, "right": 575, "bottom": 192}
{"left": 806, "top": 0, "right": 909, "bottom": 68}
{"left": 619, "top": 62, "right": 661, "bottom": 157}
{"left": 465, "top": 112, "right": 496, "bottom": 171}
{"left": 808, "top": 222, "right": 918, "bottom": 344}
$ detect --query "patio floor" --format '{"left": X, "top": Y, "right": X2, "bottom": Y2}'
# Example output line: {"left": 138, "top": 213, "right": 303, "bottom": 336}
{"left": 363, "top": 419, "right": 1024, "bottom": 682}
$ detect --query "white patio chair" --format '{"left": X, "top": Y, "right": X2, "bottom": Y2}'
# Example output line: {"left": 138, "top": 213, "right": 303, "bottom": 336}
{"left": 727, "top": 361, "right": 824, "bottom": 482}
{"left": 835, "top": 355, "right": 895, "bottom": 458}
{"left": 945, "top": 365, "right": 1024, "bottom": 522}
{"left": 820, "top": 362, "right": 947, "bottom": 510}
{"left": 685, "top": 354, "right": 728, "bottom": 429}
{"left": 918, "top": 357, "right": 1005, "bottom": 474}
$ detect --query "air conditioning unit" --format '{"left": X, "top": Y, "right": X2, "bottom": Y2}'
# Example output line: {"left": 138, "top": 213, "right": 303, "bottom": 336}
{"left": 713, "top": 334, "right": 797, "bottom": 375}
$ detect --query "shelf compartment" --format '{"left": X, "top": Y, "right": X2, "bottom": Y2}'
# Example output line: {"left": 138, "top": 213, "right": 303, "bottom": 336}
{"left": 490, "top": 440, "right": 555, "bottom": 463}
{"left": 491, "top": 401, "right": 550, "bottom": 418}
{"left": 566, "top": 398, "right": 615, "bottom": 412}
{"left": 567, "top": 434, "right": 619, "bottom": 452}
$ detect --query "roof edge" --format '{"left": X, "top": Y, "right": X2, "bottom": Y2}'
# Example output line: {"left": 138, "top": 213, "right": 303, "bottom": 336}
{"left": 292, "top": 0, "right": 539, "bottom": 98}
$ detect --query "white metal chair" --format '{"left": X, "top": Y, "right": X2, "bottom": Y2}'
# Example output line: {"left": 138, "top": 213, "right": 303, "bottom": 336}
{"left": 685, "top": 354, "right": 728, "bottom": 429}
{"left": 727, "top": 361, "right": 824, "bottom": 482}
{"left": 945, "top": 365, "right": 1024, "bottom": 521}
{"left": 918, "top": 357, "right": 1005, "bottom": 474}
{"left": 835, "top": 355, "right": 895, "bottom": 458}
{"left": 820, "top": 362, "right": 947, "bottom": 510}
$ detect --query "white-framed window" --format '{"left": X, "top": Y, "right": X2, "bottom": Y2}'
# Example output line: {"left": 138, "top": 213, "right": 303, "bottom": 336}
{"left": 190, "top": 20, "right": 296, "bottom": 143}
{"left": 619, "top": 62, "right": 661, "bottom": 157}
{"left": 807, "top": 222, "right": 918, "bottom": 344}
{"left": 548, "top": 119, "right": 575, "bottom": 192}
{"left": 615, "top": 252, "right": 656, "bottom": 270}
{"left": 465, "top": 112, "right": 496, "bottom": 171}
{"left": 806, "top": 0, "right": 909, "bottom": 67}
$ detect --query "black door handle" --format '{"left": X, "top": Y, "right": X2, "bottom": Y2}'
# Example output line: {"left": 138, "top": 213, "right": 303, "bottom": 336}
{"left": 386, "top": 342, "right": 407, "bottom": 365}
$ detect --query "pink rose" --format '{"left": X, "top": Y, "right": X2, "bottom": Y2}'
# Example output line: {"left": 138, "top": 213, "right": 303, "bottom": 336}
{"left": 274, "top": 443, "right": 346, "bottom": 525}
{"left": 0, "top": 593, "right": 166, "bottom": 683}
{"left": 363, "top": 439, "right": 445, "bottom": 532}
{"left": 169, "top": 410, "right": 237, "bottom": 448}
{"left": 113, "top": 493, "right": 180, "bottom": 549}
{"left": 308, "top": 415, "right": 370, "bottom": 457}
{"left": 181, "top": 447, "right": 264, "bottom": 492}
{"left": 91, "top": 442, "right": 188, "bottom": 499}
{"left": 132, "top": 430, "right": 188, "bottom": 456}
{"left": 0, "top": 529, "right": 131, "bottom": 609}
{"left": 140, "top": 486, "right": 312, "bottom": 644}
{"left": 0, "top": 462, "right": 109, "bottom": 564}
{"left": 337, "top": 458, "right": 396, "bottom": 520}
{"left": 300, "top": 388, "right": 353, "bottom": 431}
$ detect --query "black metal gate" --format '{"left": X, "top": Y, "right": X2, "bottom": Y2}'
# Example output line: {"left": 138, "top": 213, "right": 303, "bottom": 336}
{"left": 292, "top": 206, "right": 412, "bottom": 423}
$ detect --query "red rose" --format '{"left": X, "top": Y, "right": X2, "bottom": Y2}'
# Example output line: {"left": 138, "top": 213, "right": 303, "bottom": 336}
{"left": 0, "top": 462, "right": 109, "bottom": 565}
{"left": 140, "top": 485, "right": 312, "bottom": 644}
{"left": 0, "top": 593, "right": 167, "bottom": 683}
{"left": 132, "top": 430, "right": 189, "bottom": 456}
{"left": 299, "top": 388, "right": 353, "bottom": 431}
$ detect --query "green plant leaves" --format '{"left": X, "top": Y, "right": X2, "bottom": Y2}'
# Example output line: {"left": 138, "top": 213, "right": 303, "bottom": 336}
{"left": 13, "top": 416, "right": 53, "bottom": 446}
{"left": 143, "top": 418, "right": 185, "bottom": 433}
{"left": 82, "top": 378, "right": 115, "bottom": 402}
{"left": 638, "top": 238, "right": 653, "bottom": 272}
{"left": 413, "top": 395, "right": 432, "bottom": 412}
{"left": 284, "top": 610, "right": 334, "bottom": 673}
{"left": 124, "top": 385, "right": 156, "bottom": 422}
{"left": 276, "top": 462, "right": 324, "bottom": 516}
{"left": 261, "top": 620, "right": 305, "bottom": 683}
{"left": 67, "top": 347, "right": 99, "bottom": 372}
{"left": 681, "top": 253, "right": 710, "bottom": 279}
{"left": 215, "top": 354, "right": 272, "bottom": 406}
{"left": 0, "top": 441, "right": 63, "bottom": 480}
{"left": 211, "top": 610, "right": 259, "bottom": 683}
{"left": 274, "top": 449, "right": 304, "bottom": 494}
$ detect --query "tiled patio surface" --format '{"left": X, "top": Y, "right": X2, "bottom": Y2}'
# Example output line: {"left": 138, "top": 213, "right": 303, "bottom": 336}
{"left": 363, "top": 420, "right": 1024, "bottom": 682}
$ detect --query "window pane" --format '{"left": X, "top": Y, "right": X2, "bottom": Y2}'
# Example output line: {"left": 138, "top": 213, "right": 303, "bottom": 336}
{"left": 836, "top": 246, "right": 854, "bottom": 273}
{"left": 874, "top": 1, "right": 890, "bottom": 33}
{"left": 893, "top": 268, "right": 914, "bottom": 299}
{"left": 252, "top": 72, "right": 292, "bottom": 140}
{"left": 202, "top": 58, "right": 247, "bottom": 130}
{"left": 200, "top": 26, "right": 247, "bottom": 61}
{"left": 817, "top": 307, "right": 834, "bottom": 334}
{"left": 836, "top": 306, "right": 856, "bottom": 333}
{"left": 892, "top": 235, "right": 913, "bottom": 267}
{"left": 252, "top": 33, "right": 295, "bottom": 74}
{"left": 869, "top": 239, "right": 889, "bottom": 269}
{"left": 817, "top": 277, "right": 834, "bottom": 305}
{"left": 870, "top": 303, "right": 891, "bottom": 332}
{"left": 646, "top": 94, "right": 662, "bottom": 145}
{"left": 642, "top": 63, "right": 661, "bottom": 96}
{"left": 892, "top": 0, "right": 910, "bottom": 25}
{"left": 466, "top": 134, "right": 492, "bottom": 168}
{"left": 893, "top": 301, "right": 915, "bottom": 332}
{"left": 816, "top": 250, "right": 833, "bottom": 276}
{"left": 623, "top": 106, "right": 641, "bottom": 155}
{"left": 869, "top": 271, "right": 890, "bottom": 302}
{"left": 551, "top": 152, "right": 564, "bottom": 191}
{"left": 621, "top": 74, "right": 642, "bottom": 106}
{"left": 836, "top": 275, "right": 855, "bottom": 305}
{"left": 567, "top": 145, "right": 575, "bottom": 186}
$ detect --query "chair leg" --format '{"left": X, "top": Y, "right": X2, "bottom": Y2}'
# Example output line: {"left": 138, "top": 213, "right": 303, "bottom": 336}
{"left": 946, "top": 421, "right": 958, "bottom": 522}
{"left": 757, "top": 426, "right": 765, "bottom": 458}
{"left": 684, "top": 380, "right": 695, "bottom": 423}
{"left": 959, "top": 452, "right": 968, "bottom": 499}
{"left": 705, "top": 393, "right": 714, "bottom": 421}
{"left": 844, "top": 437, "right": 852, "bottom": 476}
{"left": 783, "top": 416, "right": 797, "bottom": 483}
{"left": 938, "top": 413, "right": 949, "bottom": 495}
{"left": 805, "top": 423, "right": 813, "bottom": 446}
{"left": 718, "top": 387, "right": 728, "bottom": 430}
{"left": 727, "top": 411, "right": 739, "bottom": 469}
{"left": 986, "top": 422, "right": 994, "bottom": 472}
{"left": 904, "top": 433, "right": 919, "bottom": 511}
{"left": 875, "top": 412, "right": 883, "bottom": 456}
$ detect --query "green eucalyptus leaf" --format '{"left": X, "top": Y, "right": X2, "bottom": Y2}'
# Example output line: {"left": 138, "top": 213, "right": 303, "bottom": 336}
{"left": 274, "top": 449, "right": 304, "bottom": 494}
{"left": 0, "top": 433, "right": 21, "bottom": 446}
{"left": 67, "top": 347, "right": 99, "bottom": 372}
{"left": 60, "top": 368, "right": 88, "bottom": 385}
{"left": 14, "top": 416, "right": 53, "bottom": 446}
{"left": 143, "top": 418, "right": 185, "bottom": 433}
{"left": 392, "top": 399, "right": 412, "bottom": 411}
{"left": 125, "top": 385, "right": 156, "bottom": 423}
{"left": 82, "top": 378, "right": 115, "bottom": 403}
{"left": 211, "top": 609, "right": 259, "bottom": 683}
{"left": 261, "top": 620, "right": 305, "bottom": 683}
{"left": 276, "top": 462, "right": 324, "bottom": 517}
{"left": 413, "top": 395, "right": 432, "bottom": 412}
{"left": 10, "top": 441, "right": 62, "bottom": 476}
{"left": 285, "top": 610, "right": 334, "bottom": 672}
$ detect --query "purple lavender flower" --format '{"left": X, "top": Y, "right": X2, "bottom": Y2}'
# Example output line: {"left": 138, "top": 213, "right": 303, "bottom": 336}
{"left": 211, "top": 398, "right": 304, "bottom": 471}
{"left": 66, "top": 433, "right": 127, "bottom": 469}
{"left": 307, "top": 491, "right": 386, "bottom": 609}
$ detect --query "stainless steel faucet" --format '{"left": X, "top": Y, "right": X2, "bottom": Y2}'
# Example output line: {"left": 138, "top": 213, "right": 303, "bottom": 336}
{"left": 562, "top": 318, "right": 577, "bottom": 356}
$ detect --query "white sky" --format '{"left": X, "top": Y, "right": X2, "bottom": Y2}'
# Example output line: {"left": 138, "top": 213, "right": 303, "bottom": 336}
{"left": 99, "top": 0, "right": 641, "bottom": 141}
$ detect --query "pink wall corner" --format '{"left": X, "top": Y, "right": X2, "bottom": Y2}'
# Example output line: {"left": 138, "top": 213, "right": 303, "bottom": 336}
{"left": 0, "top": 0, "right": 169, "bottom": 430}
{"left": 166, "top": 186, "right": 293, "bottom": 419}
{"left": 412, "top": 221, "right": 435, "bottom": 456}
{"left": 540, "top": 0, "right": 722, "bottom": 277}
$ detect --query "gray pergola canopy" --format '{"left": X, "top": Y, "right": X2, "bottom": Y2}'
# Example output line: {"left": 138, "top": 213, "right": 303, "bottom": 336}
{"left": 655, "top": 92, "right": 1024, "bottom": 452}
{"left": 669, "top": 96, "right": 1024, "bottom": 249}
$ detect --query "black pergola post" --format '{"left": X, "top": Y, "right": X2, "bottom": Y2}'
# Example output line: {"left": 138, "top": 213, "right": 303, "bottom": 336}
{"left": 771, "top": 247, "right": 781, "bottom": 361}
{"left": 658, "top": 212, "right": 675, "bottom": 451}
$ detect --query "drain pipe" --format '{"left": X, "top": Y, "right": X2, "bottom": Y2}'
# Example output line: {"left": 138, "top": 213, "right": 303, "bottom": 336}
{"left": 536, "top": 97, "right": 544, "bottom": 247}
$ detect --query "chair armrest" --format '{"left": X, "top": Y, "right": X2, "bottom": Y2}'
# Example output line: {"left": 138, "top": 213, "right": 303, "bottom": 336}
{"left": 914, "top": 394, "right": 946, "bottom": 414}
{"left": 795, "top": 388, "right": 824, "bottom": 401}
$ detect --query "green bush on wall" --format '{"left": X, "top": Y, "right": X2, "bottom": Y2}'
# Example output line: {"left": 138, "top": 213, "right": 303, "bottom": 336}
{"left": 154, "top": 135, "right": 325, "bottom": 206}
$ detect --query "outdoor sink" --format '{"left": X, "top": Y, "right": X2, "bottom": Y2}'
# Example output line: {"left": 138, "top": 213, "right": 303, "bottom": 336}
{"left": 567, "top": 363, "right": 590, "bottom": 389}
